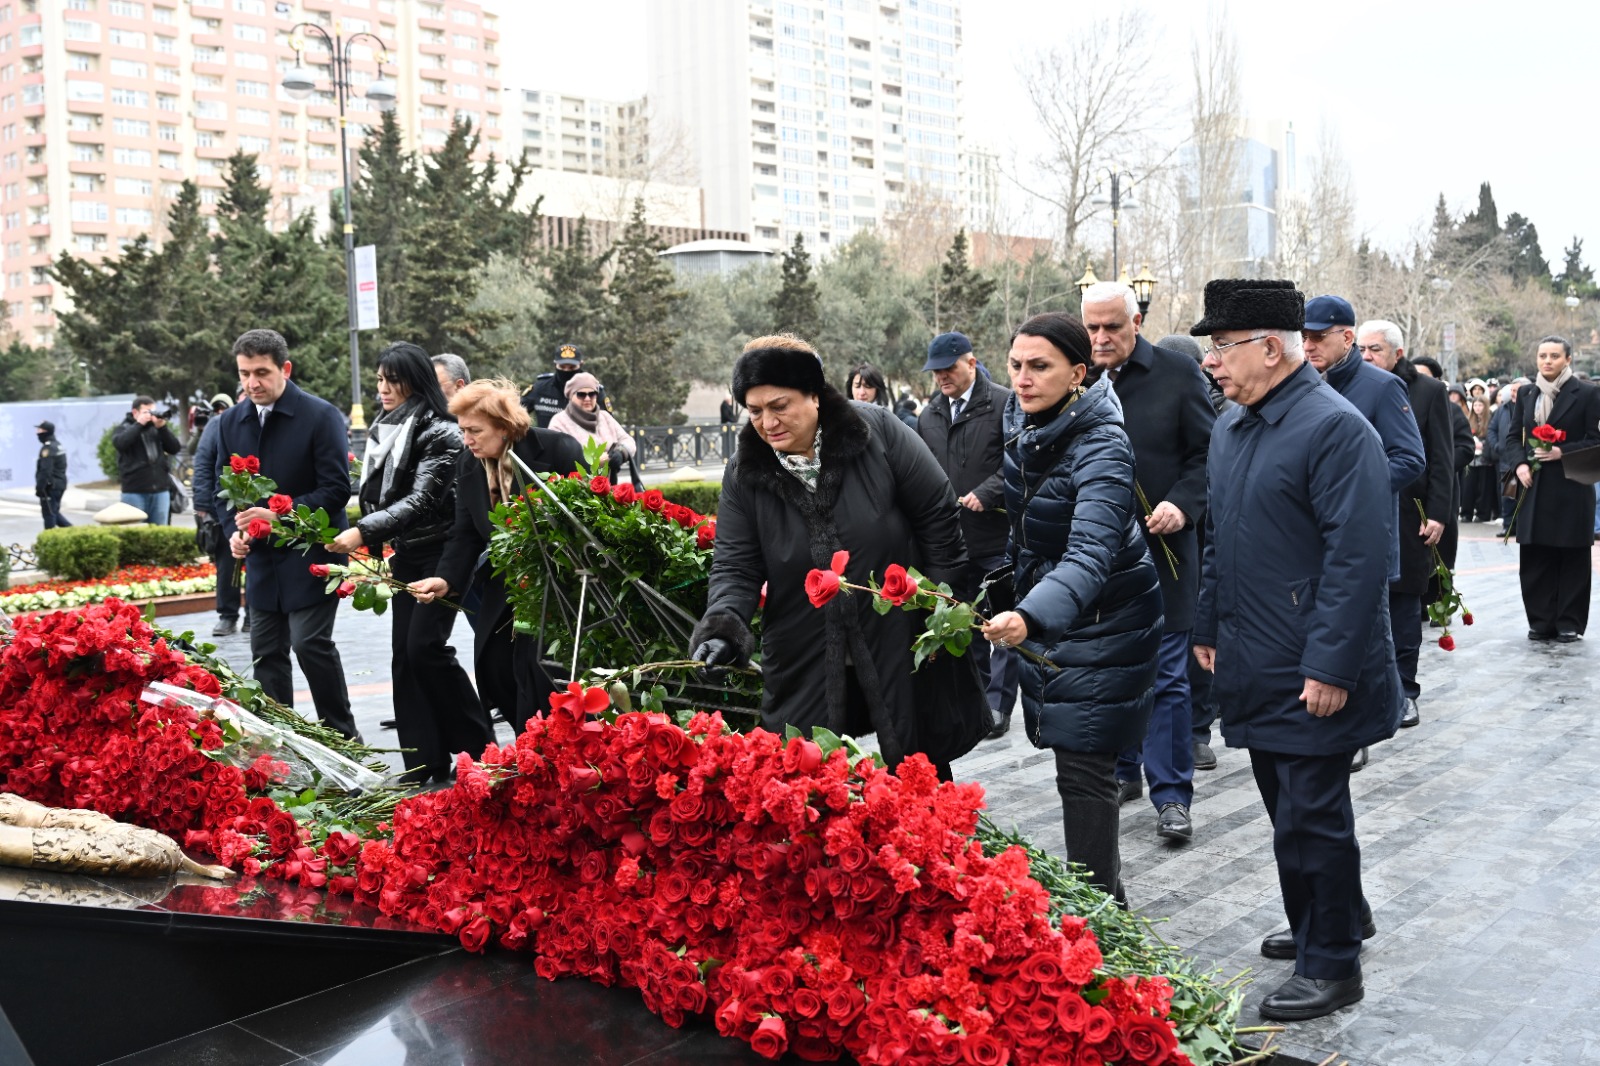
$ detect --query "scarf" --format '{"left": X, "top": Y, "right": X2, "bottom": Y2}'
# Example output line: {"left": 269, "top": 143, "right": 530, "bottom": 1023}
{"left": 1535, "top": 366, "right": 1571, "bottom": 424}
{"left": 564, "top": 399, "right": 600, "bottom": 433}
{"left": 482, "top": 451, "right": 528, "bottom": 509}
{"left": 360, "top": 398, "right": 420, "bottom": 506}
{"left": 774, "top": 427, "right": 823, "bottom": 493}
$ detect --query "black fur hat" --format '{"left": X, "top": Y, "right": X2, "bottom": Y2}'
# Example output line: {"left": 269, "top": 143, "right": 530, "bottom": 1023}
{"left": 1189, "top": 279, "right": 1304, "bottom": 336}
{"left": 731, "top": 345, "right": 827, "bottom": 404}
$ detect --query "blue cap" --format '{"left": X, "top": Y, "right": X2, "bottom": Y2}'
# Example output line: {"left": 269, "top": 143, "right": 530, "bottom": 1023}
{"left": 1302, "top": 295, "right": 1355, "bottom": 331}
{"left": 923, "top": 332, "right": 974, "bottom": 371}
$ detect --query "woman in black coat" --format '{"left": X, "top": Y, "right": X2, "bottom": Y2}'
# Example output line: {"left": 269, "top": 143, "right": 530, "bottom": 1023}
{"left": 980, "top": 313, "right": 1162, "bottom": 904}
{"left": 328, "top": 343, "right": 489, "bottom": 784}
{"left": 1506, "top": 336, "right": 1600, "bottom": 639}
{"left": 410, "top": 380, "right": 584, "bottom": 730}
{"left": 690, "top": 335, "right": 984, "bottom": 772}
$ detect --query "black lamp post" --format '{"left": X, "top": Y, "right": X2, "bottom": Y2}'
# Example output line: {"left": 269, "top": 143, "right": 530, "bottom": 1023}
{"left": 281, "top": 23, "right": 397, "bottom": 439}
{"left": 1129, "top": 264, "right": 1158, "bottom": 317}
{"left": 1090, "top": 170, "right": 1137, "bottom": 279}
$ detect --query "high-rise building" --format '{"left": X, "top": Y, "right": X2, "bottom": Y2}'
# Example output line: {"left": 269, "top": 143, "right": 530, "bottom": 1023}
{"left": 0, "top": 0, "right": 502, "bottom": 344}
{"left": 646, "top": 0, "right": 966, "bottom": 252}
{"left": 514, "top": 88, "right": 647, "bottom": 177}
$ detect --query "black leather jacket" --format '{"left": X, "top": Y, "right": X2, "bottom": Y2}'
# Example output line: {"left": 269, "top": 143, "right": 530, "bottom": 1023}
{"left": 355, "top": 406, "right": 463, "bottom": 553}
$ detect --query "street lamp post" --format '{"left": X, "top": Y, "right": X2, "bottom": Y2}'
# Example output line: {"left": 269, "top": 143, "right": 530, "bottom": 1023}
{"left": 281, "top": 23, "right": 397, "bottom": 439}
{"left": 1129, "top": 264, "right": 1159, "bottom": 318}
{"left": 1089, "top": 169, "right": 1137, "bottom": 280}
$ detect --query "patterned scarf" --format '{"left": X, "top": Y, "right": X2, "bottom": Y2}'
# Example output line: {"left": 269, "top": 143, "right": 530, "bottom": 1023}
{"left": 774, "top": 427, "right": 823, "bottom": 493}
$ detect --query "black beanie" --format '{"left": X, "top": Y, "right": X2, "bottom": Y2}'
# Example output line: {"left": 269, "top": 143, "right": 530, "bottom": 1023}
{"left": 731, "top": 345, "right": 827, "bottom": 405}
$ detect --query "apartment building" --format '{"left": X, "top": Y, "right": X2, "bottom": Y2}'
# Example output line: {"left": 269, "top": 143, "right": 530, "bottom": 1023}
{"left": 646, "top": 0, "right": 970, "bottom": 252}
{"left": 515, "top": 88, "right": 647, "bottom": 177}
{"left": 0, "top": 0, "right": 501, "bottom": 344}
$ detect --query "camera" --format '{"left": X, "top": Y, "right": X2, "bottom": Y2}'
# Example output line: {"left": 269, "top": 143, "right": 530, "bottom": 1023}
{"left": 153, "top": 406, "right": 177, "bottom": 420}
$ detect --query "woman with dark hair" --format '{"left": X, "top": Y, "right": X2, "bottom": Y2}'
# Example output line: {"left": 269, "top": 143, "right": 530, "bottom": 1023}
{"left": 410, "top": 380, "right": 584, "bottom": 729}
{"left": 979, "top": 312, "right": 1162, "bottom": 905}
{"left": 1463, "top": 396, "right": 1497, "bottom": 522}
{"left": 844, "top": 363, "right": 890, "bottom": 408}
{"left": 329, "top": 342, "right": 490, "bottom": 784}
{"left": 689, "top": 334, "right": 986, "bottom": 773}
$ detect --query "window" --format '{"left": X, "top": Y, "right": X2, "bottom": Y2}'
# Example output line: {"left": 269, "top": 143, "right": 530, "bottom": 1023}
{"left": 452, "top": 33, "right": 476, "bottom": 49}
{"left": 110, "top": 60, "right": 147, "bottom": 78}
{"left": 155, "top": 66, "right": 178, "bottom": 83}
{"left": 194, "top": 46, "right": 224, "bottom": 64}
{"left": 19, "top": 26, "right": 39, "bottom": 45}
{"left": 64, "top": 20, "right": 100, "bottom": 41}
{"left": 110, "top": 0, "right": 144, "bottom": 14}
{"left": 277, "top": 112, "right": 294, "bottom": 129}
{"left": 71, "top": 144, "right": 99, "bottom": 162}
{"left": 233, "top": 50, "right": 267, "bottom": 69}
{"left": 236, "top": 79, "right": 268, "bottom": 97}
{"left": 195, "top": 130, "right": 215, "bottom": 147}
{"left": 158, "top": 150, "right": 178, "bottom": 168}
{"left": 74, "top": 233, "right": 107, "bottom": 252}
{"left": 116, "top": 206, "right": 153, "bottom": 225}
{"left": 234, "top": 23, "right": 266, "bottom": 42}
{"left": 157, "top": 93, "right": 178, "bottom": 112}
{"left": 152, "top": 4, "right": 173, "bottom": 23}
{"left": 234, "top": 0, "right": 264, "bottom": 11}
{"left": 66, "top": 81, "right": 104, "bottom": 103}
{"left": 237, "top": 106, "right": 268, "bottom": 125}
{"left": 115, "top": 177, "right": 152, "bottom": 195}
{"left": 157, "top": 123, "right": 176, "bottom": 140}
{"left": 109, "top": 28, "right": 144, "bottom": 47}
{"left": 21, "top": 84, "right": 41, "bottom": 104}
{"left": 452, "top": 58, "right": 478, "bottom": 75}
{"left": 72, "top": 201, "right": 109, "bottom": 223}
{"left": 110, "top": 88, "right": 148, "bottom": 107}
{"left": 452, "top": 7, "right": 475, "bottom": 23}
{"left": 112, "top": 117, "right": 148, "bottom": 135}
{"left": 154, "top": 35, "right": 175, "bottom": 53}
{"left": 239, "top": 134, "right": 268, "bottom": 152}
{"left": 68, "top": 53, "right": 98, "bottom": 72}
{"left": 194, "top": 99, "right": 226, "bottom": 119}
{"left": 70, "top": 174, "right": 97, "bottom": 192}
{"left": 113, "top": 147, "right": 151, "bottom": 166}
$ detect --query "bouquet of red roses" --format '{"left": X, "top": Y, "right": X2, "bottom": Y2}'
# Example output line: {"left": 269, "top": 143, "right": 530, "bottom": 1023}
{"left": 1502, "top": 424, "right": 1567, "bottom": 543}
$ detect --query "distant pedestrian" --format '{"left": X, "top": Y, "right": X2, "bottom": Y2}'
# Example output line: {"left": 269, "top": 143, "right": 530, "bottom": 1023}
{"left": 192, "top": 393, "right": 243, "bottom": 636}
{"left": 522, "top": 343, "right": 606, "bottom": 428}
{"left": 113, "top": 395, "right": 182, "bottom": 524}
{"left": 845, "top": 363, "right": 892, "bottom": 409}
{"left": 719, "top": 392, "right": 739, "bottom": 425}
{"left": 34, "top": 421, "right": 70, "bottom": 530}
{"left": 547, "top": 371, "right": 638, "bottom": 484}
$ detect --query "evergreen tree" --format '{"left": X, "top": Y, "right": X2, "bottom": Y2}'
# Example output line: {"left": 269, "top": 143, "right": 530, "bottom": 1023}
{"left": 597, "top": 200, "right": 686, "bottom": 424}
{"left": 770, "top": 233, "right": 821, "bottom": 340}
{"left": 1501, "top": 212, "right": 1549, "bottom": 285}
{"left": 0, "top": 336, "right": 53, "bottom": 401}
{"left": 1428, "top": 193, "right": 1460, "bottom": 267}
{"left": 346, "top": 111, "right": 419, "bottom": 366}
{"left": 1556, "top": 237, "right": 1595, "bottom": 299}
{"left": 52, "top": 238, "right": 158, "bottom": 395}
{"left": 934, "top": 228, "right": 997, "bottom": 334}
{"left": 145, "top": 181, "right": 230, "bottom": 398}
{"left": 1458, "top": 181, "right": 1502, "bottom": 260}
{"left": 531, "top": 217, "right": 611, "bottom": 379}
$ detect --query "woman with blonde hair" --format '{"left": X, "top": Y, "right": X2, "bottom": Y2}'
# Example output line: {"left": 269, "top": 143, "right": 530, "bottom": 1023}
{"left": 410, "top": 379, "right": 584, "bottom": 729}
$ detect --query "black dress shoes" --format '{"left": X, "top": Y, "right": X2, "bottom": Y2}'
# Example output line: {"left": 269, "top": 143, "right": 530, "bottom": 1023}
{"left": 1556, "top": 631, "right": 1581, "bottom": 643}
{"left": 379, "top": 718, "right": 398, "bottom": 730}
{"left": 1192, "top": 740, "right": 1218, "bottom": 771}
{"left": 1529, "top": 629, "right": 1554, "bottom": 641}
{"left": 1115, "top": 777, "right": 1143, "bottom": 805}
{"left": 1399, "top": 698, "right": 1420, "bottom": 728}
{"left": 211, "top": 618, "right": 238, "bottom": 637}
{"left": 1261, "top": 910, "right": 1376, "bottom": 960}
{"left": 1350, "top": 746, "right": 1368, "bottom": 772}
{"left": 1258, "top": 973, "right": 1364, "bottom": 1021}
{"left": 1156, "top": 803, "right": 1192, "bottom": 842}
{"left": 986, "top": 710, "right": 1011, "bottom": 740}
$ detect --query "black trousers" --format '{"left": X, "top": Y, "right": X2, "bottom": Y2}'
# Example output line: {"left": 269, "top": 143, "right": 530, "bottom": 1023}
{"left": 39, "top": 491, "right": 70, "bottom": 529}
{"left": 1249, "top": 748, "right": 1364, "bottom": 980}
{"left": 389, "top": 547, "right": 494, "bottom": 783}
{"left": 1054, "top": 748, "right": 1123, "bottom": 904}
{"left": 249, "top": 597, "right": 359, "bottom": 740}
{"left": 1388, "top": 589, "right": 1422, "bottom": 700}
{"left": 1520, "top": 544, "right": 1592, "bottom": 636}
{"left": 213, "top": 548, "right": 241, "bottom": 621}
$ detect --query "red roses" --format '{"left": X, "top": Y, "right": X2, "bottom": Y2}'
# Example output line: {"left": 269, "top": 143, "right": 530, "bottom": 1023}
{"left": 1531, "top": 423, "right": 1566, "bottom": 446}
{"left": 245, "top": 518, "right": 273, "bottom": 539}
{"left": 696, "top": 520, "right": 717, "bottom": 550}
{"left": 309, "top": 564, "right": 330, "bottom": 578}
{"left": 268, "top": 493, "right": 293, "bottom": 516}
{"left": 228, "top": 455, "right": 261, "bottom": 475}
{"left": 804, "top": 551, "right": 849, "bottom": 607}
{"left": 878, "top": 563, "right": 919, "bottom": 606}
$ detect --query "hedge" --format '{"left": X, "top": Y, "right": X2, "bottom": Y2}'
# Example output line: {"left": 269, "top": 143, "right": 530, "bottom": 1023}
{"left": 97, "top": 425, "right": 119, "bottom": 480}
{"left": 657, "top": 481, "right": 721, "bottom": 517}
{"left": 35, "top": 525, "right": 203, "bottom": 580}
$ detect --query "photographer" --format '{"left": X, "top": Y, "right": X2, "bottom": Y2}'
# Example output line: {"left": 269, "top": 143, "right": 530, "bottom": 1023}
{"left": 112, "top": 395, "right": 182, "bottom": 525}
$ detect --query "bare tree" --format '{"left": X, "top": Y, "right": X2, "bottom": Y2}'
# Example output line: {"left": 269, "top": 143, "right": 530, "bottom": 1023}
{"left": 1176, "top": 11, "right": 1245, "bottom": 290}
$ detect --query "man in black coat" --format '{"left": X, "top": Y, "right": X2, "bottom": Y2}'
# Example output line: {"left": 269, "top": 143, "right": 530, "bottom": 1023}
{"left": 1358, "top": 321, "right": 1451, "bottom": 730}
{"left": 34, "top": 420, "right": 70, "bottom": 529}
{"left": 1082, "top": 285, "right": 1215, "bottom": 843}
{"left": 1504, "top": 336, "right": 1600, "bottom": 640}
{"left": 214, "top": 329, "right": 359, "bottom": 741}
{"left": 916, "top": 331, "right": 1018, "bottom": 738}
{"left": 1489, "top": 380, "right": 1529, "bottom": 533}
{"left": 112, "top": 395, "right": 182, "bottom": 525}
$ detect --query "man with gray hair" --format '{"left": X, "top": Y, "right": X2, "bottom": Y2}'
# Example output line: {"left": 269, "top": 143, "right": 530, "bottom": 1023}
{"left": 1358, "top": 319, "right": 1452, "bottom": 729}
{"left": 432, "top": 353, "right": 470, "bottom": 399}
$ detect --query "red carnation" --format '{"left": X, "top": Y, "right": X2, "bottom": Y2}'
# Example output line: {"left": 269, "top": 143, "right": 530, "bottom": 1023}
{"left": 309, "top": 564, "right": 330, "bottom": 578}
{"left": 268, "top": 493, "right": 293, "bottom": 516}
{"left": 696, "top": 521, "right": 716, "bottom": 550}
{"left": 590, "top": 475, "right": 611, "bottom": 495}
{"left": 1438, "top": 633, "right": 1455, "bottom": 651}
{"left": 612, "top": 482, "right": 637, "bottom": 506}
{"left": 877, "top": 563, "right": 919, "bottom": 606}
{"left": 245, "top": 518, "right": 273, "bottom": 539}
{"left": 336, "top": 580, "right": 356, "bottom": 598}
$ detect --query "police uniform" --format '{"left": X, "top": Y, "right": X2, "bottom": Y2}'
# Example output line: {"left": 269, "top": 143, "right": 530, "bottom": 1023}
{"left": 521, "top": 343, "right": 609, "bottom": 428}
{"left": 35, "top": 422, "right": 70, "bottom": 530}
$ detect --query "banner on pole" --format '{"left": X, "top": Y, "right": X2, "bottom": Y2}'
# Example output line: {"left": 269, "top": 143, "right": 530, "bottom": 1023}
{"left": 354, "top": 244, "right": 380, "bottom": 330}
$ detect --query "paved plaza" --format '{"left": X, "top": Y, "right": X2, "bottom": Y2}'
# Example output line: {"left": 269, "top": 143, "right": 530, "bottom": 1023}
{"left": 6, "top": 485, "right": 1599, "bottom": 1065}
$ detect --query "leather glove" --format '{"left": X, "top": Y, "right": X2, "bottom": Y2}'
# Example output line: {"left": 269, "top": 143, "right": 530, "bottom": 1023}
{"left": 691, "top": 638, "right": 739, "bottom": 679}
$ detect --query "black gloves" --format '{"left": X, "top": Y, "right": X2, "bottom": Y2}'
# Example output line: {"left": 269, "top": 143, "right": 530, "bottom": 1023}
{"left": 691, "top": 638, "right": 740, "bottom": 679}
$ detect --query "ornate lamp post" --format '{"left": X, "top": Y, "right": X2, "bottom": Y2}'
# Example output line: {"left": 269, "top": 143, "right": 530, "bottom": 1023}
{"left": 1089, "top": 169, "right": 1137, "bottom": 279}
{"left": 1129, "top": 264, "right": 1159, "bottom": 317}
{"left": 281, "top": 23, "right": 398, "bottom": 437}
{"left": 1075, "top": 262, "right": 1100, "bottom": 298}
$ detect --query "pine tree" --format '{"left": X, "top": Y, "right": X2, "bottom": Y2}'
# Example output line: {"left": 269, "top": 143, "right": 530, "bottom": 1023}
{"left": 347, "top": 111, "right": 419, "bottom": 365}
{"left": 597, "top": 199, "right": 686, "bottom": 424}
{"left": 1556, "top": 237, "right": 1595, "bottom": 299}
{"left": 770, "top": 233, "right": 821, "bottom": 341}
{"left": 531, "top": 217, "right": 611, "bottom": 379}
{"left": 1428, "top": 193, "right": 1459, "bottom": 267}
{"left": 1458, "top": 182, "right": 1502, "bottom": 260}
{"left": 0, "top": 335, "right": 54, "bottom": 401}
{"left": 1501, "top": 212, "right": 1549, "bottom": 286}
{"left": 933, "top": 229, "right": 997, "bottom": 334}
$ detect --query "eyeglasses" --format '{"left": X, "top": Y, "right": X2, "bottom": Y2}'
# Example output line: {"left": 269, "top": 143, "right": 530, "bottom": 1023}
{"left": 573, "top": 391, "right": 598, "bottom": 399}
{"left": 1302, "top": 327, "right": 1348, "bottom": 342}
{"left": 1203, "top": 335, "right": 1269, "bottom": 357}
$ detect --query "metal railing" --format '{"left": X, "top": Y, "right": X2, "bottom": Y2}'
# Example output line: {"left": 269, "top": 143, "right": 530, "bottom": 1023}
{"left": 626, "top": 425, "right": 740, "bottom": 470}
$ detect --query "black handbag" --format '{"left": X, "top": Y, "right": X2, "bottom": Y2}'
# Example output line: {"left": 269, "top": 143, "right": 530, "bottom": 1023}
{"left": 912, "top": 643, "right": 990, "bottom": 766}
{"left": 975, "top": 563, "right": 1015, "bottom": 615}
{"left": 168, "top": 468, "right": 191, "bottom": 515}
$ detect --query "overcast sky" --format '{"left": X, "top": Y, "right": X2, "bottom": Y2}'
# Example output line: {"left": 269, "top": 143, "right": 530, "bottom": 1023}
{"left": 498, "top": 0, "right": 1599, "bottom": 269}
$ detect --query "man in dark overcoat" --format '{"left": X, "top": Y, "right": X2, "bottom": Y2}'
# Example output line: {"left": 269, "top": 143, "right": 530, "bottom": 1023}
{"left": 916, "top": 331, "right": 1018, "bottom": 737}
{"left": 1193, "top": 278, "right": 1401, "bottom": 1023}
{"left": 1080, "top": 284, "right": 1215, "bottom": 843}
{"left": 1504, "top": 335, "right": 1600, "bottom": 639}
{"left": 214, "top": 329, "right": 359, "bottom": 741}
{"left": 1357, "top": 320, "right": 1451, "bottom": 730}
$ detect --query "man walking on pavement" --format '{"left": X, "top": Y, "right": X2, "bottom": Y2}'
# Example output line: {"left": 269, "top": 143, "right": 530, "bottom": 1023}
{"left": 1358, "top": 321, "right": 1450, "bottom": 732}
{"left": 1193, "top": 278, "right": 1401, "bottom": 1022}
{"left": 34, "top": 421, "right": 70, "bottom": 529}
{"left": 1299, "top": 295, "right": 1424, "bottom": 772}
{"left": 1081, "top": 284, "right": 1216, "bottom": 842}
{"left": 917, "top": 331, "right": 1019, "bottom": 736}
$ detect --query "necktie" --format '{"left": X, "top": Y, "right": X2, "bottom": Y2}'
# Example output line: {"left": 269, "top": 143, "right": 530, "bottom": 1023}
{"left": 950, "top": 397, "right": 965, "bottom": 422}
{"left": 1108, "top": 366, "right": 1121, "bottom": 383}
{"left": 258, "top": 406, "right": 269, "bottom": 427}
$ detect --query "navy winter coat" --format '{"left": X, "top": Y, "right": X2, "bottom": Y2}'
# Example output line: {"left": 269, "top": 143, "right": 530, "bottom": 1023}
{"left": 210, "top": 378, "right": 352, "bottom": 615}
{"left": 1322, "top": 348, "right": 1425, "bottom": 582}
{"left": 1196, "top": 362, "right": 1403, "bottom": 756}
{"left": 1002, "top": 379, "right": 1162, "bottom": 754}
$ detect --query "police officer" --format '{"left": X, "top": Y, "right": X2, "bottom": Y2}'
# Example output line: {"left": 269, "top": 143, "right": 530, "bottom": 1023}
{"left": 35, "top": 420, "right": 71, "bottom": 529}
{"left": 522, "top": 344, "right": 608, "bottom": 428}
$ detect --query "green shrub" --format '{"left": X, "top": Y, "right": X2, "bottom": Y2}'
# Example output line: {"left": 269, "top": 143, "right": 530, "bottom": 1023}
{"left": 97, "top": 424, "right": 119, "bottom": 480}
{"left": 36, "top": 528, "right": 121, "bottom": 580}
{"left": 658, "top": 481, "right": 721, "bottom": 517}
{"left": 0, "top": 547, "right": 9, "bottom": 591}
{"left": 112, "top": 525, "right": 203, "bottom": 567}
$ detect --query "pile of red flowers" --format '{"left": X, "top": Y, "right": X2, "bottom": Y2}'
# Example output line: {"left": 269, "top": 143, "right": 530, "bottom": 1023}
{"left": 352, "top": 684, "right": 1187, "bottom": 1064}
{"left": 2, "top": 563, "right": 215, "bottom": 599}
{"left": 0, "top": 600, "right": 320, "bottom": 880}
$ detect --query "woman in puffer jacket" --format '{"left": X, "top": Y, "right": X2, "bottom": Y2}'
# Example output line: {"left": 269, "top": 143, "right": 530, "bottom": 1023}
{"left": 330, "top": 341, "right": 491, "bottom": 784}
{"left": 981, "top": 312, "right": 1162, "bottom": 904}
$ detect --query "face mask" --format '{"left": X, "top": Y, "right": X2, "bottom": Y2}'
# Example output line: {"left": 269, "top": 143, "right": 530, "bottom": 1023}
{"left": 36, "top": 431, "right": 49, "bottom": 442}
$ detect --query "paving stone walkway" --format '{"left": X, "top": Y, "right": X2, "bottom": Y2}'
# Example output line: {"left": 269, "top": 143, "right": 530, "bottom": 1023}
{"left": 160, "top": 522, "right": 1600, "bottom": 1066}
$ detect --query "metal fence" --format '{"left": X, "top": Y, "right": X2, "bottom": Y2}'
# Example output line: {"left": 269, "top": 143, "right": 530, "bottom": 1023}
{"left": 627, "top": 425, "right": 740, "bottom": 470}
